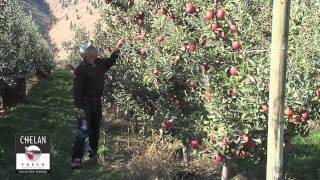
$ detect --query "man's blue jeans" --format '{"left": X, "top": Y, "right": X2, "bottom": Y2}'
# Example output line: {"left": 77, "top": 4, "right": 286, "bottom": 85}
{"left": 72, "top": 98, "right": 102, "bottom": 161}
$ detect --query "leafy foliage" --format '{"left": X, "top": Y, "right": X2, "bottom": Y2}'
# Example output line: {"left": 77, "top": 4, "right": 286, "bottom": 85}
{"left": 68, "top": 0, "right": 320, "bottom": 167}
{"left": 0, "top": 0, "right": 53, "bottom": 85}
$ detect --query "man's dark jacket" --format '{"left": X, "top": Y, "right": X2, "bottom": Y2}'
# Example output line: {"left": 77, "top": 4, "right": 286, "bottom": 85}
{"left": 73, "top": 50, "right": 119, "bottom": 108}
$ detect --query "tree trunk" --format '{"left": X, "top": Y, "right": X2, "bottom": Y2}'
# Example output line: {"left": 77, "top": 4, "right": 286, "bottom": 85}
{"left": 182, "top": 145, "right": 189, "bottom": 170}
{"left": 221, "top": 161, "right": 231, "bottom": 180}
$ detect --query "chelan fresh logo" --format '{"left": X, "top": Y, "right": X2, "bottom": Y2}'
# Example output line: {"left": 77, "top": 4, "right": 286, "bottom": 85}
{"left": 16, "top": 133, "right": 51, "bottom": 174}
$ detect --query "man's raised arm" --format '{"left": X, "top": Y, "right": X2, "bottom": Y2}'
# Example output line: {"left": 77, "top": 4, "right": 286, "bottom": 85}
{"left": 103, "top": 39, "right": 125, "bottom": 71}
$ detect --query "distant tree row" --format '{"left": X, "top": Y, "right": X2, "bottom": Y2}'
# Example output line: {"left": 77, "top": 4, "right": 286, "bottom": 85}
{"left": 26, "top": 0, "right": 52, "bottom": 16}
{"left": 60, "top": 0, "right": 79, "bottom": 9}
{"left": 22, "top": 0, "right": 54, "bottom": 37}
{"left": 0, "top": 0, "right": 54, "bottom": 85}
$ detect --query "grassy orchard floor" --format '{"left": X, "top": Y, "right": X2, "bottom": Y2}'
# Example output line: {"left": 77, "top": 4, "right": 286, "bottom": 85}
{"left": 0, "top": 69, "right": 319, "bottom": 180}
{"left": 284, "top": 130, "right": 320, "bottom": 179}
{"left": 0, "top": 70, "right": 118, "bottom": 180}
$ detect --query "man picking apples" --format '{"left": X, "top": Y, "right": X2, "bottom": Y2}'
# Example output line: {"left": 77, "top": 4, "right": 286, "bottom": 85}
{"left": 71, "top": 39, "right": 124, "bottom": 169}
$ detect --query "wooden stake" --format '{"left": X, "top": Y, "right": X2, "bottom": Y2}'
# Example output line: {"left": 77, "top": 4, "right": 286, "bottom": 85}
{"left": 182, "top": 145, "right": 189, "bottom": 170}
{"left": 267, "top": 0, "right": 291, "bottom": 179}
{"left": 221, "top": 161, "right": 231, "bottom": 180}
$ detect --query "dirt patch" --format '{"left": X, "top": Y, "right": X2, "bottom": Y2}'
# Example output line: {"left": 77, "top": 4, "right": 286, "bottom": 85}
{"left": 99, "top": 106, "right": 221, "bottom": 180}
{"left": 46, "top": 0, "right": 100, "bottom": 61}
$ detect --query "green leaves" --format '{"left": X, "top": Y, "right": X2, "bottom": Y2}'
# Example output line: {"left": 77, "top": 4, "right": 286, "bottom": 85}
{"left": 65, "top": 0, "right": 320, "bottom": 165}
{"left": 0, "top": 0, "right": 53, "bottom": 84}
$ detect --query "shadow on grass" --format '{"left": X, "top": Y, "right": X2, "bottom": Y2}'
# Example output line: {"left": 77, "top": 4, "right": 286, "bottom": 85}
{"left": 283, "top": 132, "right": 320, "bottom": 180}
{"left": 0, "top": 70, "right": 119, "bottom": 180}
{"left": 235, "top": 130, "right": 320, "bottom": 180}
{"left": 223, "top": 130, "right": 320, "bottom": 180}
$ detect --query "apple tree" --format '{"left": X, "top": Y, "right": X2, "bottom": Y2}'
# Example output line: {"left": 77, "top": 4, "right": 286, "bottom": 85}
{"left": 69, "top": 0, "right": 320, "bottom": 177}
{"left": 0, "top": 0, "right": 54, "bottom": 85}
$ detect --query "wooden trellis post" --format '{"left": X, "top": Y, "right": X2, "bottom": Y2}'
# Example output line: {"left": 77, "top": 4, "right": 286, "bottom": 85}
{"left": 266, "top": 0, "right": 291, "bottom": 179}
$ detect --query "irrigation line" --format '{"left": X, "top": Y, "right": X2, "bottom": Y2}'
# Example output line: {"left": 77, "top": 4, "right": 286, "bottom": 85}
{"left": 217, "top": 48, "right": 285, "bottom": 54}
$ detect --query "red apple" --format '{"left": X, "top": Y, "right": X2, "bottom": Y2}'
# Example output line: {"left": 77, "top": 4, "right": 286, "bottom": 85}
{"left": 187, "top": 42, "right": 196, "bottom": 52}
{"left": 191, "top": 140, "right": 199, "bottom": 148}
{"left": 316, "top": 88, "right": 320, "bottom": 97}
{"left": 262, "top": 103, "right": 269, "bottom": 112}
{"left": 216, "top": 9, "right": 225, "bottom": 19}
{"left": 222, "top": 136, "right": 229, "bottom": 145}
{"left": 189, "top": 80, "right": 197, "bottom": 90}
{"left": 140, "top": 48, "right": 146, "bottom": 56}
{"left": 162, "top": 119, "right": 170, "bottom": 129}
{"left": 199, "top": 38, "right": 207, "bottom": 46}
{"left": 241, "top": 134, "right": 249, "bottom": 142}
{"left": 152, "top": 9, "right": 157, "bottom": 15}
{"left": 285, "top": 107, "right": 294, "bottom": 116}
{"left": 136, "top": 18, "right": 144, "bottom": 26}
{"left": 301, "top": 111, "right": 308, "bottom": 119}
{"left": 230, "top": 66, "right": 237, "bottom": 76}
{"left": 168, "top": 13, "right": 175, "bottom": 20}
{"left": 178, "top": 79, "right": 184, "bottom": 87}
{"left": 210, "top": 23, "right": 219, "bottom": 31}
{"left": 230, "top": 23, "right": 237, "bottom": 32}
{"left": 205, "top": 11, "right": 215, "bottom": 20}
{"left": 185, "top": 3, "right": 195, "bottom": 13}
{"left": 214, "top": 153, "right": 224, "bottom": 162}
{"left": 200, "top": 63, "right": 209, "bottom": 72}
{"left": 177, "top": 99, "right": 185, "bottom": 109}
{"left": 157, "top": 35, "right": 165, "bottom": 42}
{"left": 239, "top": 150, "right": 247, "bottom": 157}
{"left": 204, "top": 95, "right": 212, "bottom": 102}
{"left": 231, "top": 41, "right": 241, "bottom": 50}
{"left": 243, "top": 137, "right": 256, "bottom": 150}
{"left": 105, "top": 0, "right": 112, "bottom": 4}
{"left": 203, "top": 145, "right": 209, "bottom": 153}
{"left": 160, "top": 7, "right": 167, "bottom": 14}
{"left": 137, "top": 33, "right": 145, "bottom": 41}
{"left": 228, "top": 88, "right": 237, "bottom": 96}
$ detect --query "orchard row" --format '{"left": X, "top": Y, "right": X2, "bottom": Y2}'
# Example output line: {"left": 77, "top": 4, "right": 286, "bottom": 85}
{"left": 67, "top": 0, "right": 320, "bottom": 166}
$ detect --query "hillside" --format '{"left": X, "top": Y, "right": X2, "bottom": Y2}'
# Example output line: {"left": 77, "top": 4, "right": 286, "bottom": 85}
{"left": 22, "top": 0, "right": 101, "bottom": 62}
{"left": 22, "top": 0, "right": 53, "bottom": 38}
{"left": 46, "top": 0, "right": 100, "bottom": 62}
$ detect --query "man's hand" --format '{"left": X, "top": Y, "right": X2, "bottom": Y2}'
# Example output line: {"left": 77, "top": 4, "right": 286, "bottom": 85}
{"left": 77, "top": 108, "right": 86, "bottom": 118}
{"left": 128, "top": 0, "right": 134, "bottom": 7}
{"left": 110, "top": 39, "right": 125, "bottom": 53}
{"left": 116, "top": 38, "right": 125, "bottom": 49}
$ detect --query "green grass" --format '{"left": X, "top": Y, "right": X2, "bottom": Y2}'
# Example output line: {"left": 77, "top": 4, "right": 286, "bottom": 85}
{"left": 284, "top": 130, "right": 320, "bottom": 180}
{"left": 0, "top": 70, "right": 119, "bottom": 180}
{"left": 232, "top": 128, "right": 320, "bottom": 179}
